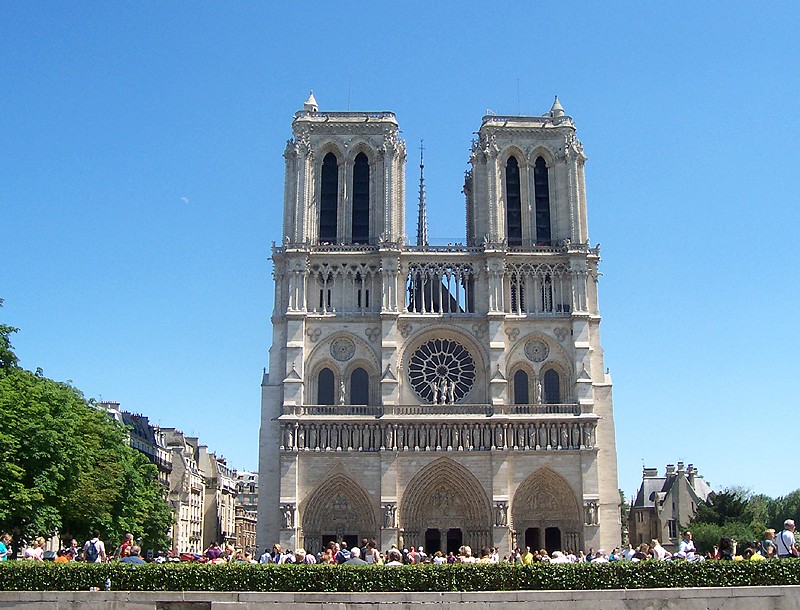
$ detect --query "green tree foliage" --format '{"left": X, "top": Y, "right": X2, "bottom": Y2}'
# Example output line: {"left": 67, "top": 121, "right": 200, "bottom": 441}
{"left": 0, "top": 319, "right": 173, "bottom": 554}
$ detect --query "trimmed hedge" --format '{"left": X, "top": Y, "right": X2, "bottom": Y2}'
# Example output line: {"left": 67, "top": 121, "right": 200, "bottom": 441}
{"left": 1, "top": 561, "right": 800, "bottom": 592}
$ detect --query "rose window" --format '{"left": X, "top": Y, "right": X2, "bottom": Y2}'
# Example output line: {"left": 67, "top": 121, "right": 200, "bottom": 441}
{"left": 408, "top": 338, "right": 475, "bottom": 404}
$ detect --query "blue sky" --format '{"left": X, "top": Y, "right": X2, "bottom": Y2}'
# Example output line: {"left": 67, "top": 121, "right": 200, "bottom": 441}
{"left": 2, "top": 3, "right": 798, "bottom": 501}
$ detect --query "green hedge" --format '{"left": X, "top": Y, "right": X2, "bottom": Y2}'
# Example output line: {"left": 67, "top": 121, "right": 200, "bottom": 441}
{"left": 1, "top": 561, "right": 800, "bottom": 592}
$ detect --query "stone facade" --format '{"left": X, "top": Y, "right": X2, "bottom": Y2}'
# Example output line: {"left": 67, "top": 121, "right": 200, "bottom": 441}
{"left": 628, "top": 462, "right": 712, "bottom": 552}
{"left": 258, "top": 94, "right": 621, "bottom": 555}
{"left": 235, "top": 505, "right": 258, "bottom": 553}
{"left": 198, "top": 449, "right": 238, "bottom": 549}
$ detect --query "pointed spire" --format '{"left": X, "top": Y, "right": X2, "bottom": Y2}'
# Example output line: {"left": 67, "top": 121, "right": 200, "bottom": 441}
{"left": 416, "top": 140, "right": 429, "bottom": 247}
{"left": 550, "top": 95, "right": 564, "bottom": 118}
{"left": 304, "top": 90, "right": 318, "bottom": 112}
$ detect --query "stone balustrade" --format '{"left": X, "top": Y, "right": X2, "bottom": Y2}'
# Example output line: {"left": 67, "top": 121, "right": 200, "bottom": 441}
{"left": 279, "top": 418, "right": 596, "bottom": 453}
{"left": 281, "top": 403, "right": 583, "bottom": 417}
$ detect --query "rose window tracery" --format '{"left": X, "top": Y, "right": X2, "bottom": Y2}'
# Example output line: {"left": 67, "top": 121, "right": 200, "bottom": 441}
{"left": 408, "top": 338, "right": 475, "bottom": 404}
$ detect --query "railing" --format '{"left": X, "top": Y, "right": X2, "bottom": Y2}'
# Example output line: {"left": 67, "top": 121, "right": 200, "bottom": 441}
{"left": 281, "top": 403, "right": 583, "bottom": 417}
{"left": 272, "top": 241, "right": 599, "bottom": 256}
{"left": 278, "top": 417, "right": 597, "bottom": 453}
{"left": 294, "top": 110, "right": 397, "bottom": 121}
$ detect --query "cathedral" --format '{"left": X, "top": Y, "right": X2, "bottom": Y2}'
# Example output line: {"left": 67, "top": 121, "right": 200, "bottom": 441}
{"left": 258, "top": 93, "right": 621, "bottom": 556}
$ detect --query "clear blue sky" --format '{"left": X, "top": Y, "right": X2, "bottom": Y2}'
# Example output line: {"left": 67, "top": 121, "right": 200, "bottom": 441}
{"left": 3, "top": 3, "right": 799, "bottom": 500}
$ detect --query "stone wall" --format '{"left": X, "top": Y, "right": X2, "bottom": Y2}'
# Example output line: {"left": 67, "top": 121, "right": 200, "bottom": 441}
{"left": 1, "top": 587, "right": 799, "bottom": 609}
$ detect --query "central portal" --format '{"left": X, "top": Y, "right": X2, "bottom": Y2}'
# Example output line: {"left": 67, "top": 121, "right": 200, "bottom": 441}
{"left": 424, "top": 527, "right": 463, "bottom": 555}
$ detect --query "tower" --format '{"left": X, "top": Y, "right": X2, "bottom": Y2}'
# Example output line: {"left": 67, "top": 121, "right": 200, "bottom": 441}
{"left": 258, "top": 94, "right": 620, "bottom": 555}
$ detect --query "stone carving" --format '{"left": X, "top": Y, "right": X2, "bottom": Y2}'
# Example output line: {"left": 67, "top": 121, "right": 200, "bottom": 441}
{"left": 383, "top": 503, "right": 397, "bottom": 528}
{"left": 330, "top": 337, "right": 355, "bottom": 361}
{"left": 535, "top": 379, "right": 544, "bottom": 404}
{"left": 505, "top": 327, "right": 520, "bottom": 342}
{"left": 554, "top": 327, "right": 569, "bottom": 343}
{"left": 365, "top": 327, "right": 380, "bottom": 342}
{"left": 339, "top": 380, "right": 346, "bottom": 405}
{"left": 471, "top": 322, "right": 487, "bottom": 338}
{"left": 525, "top": 339, "right": 550, "bottom": 362}
{"left": 281, "top": 504, "right": 295, "bottom": 529}
{"left": 585, "top": 501, "right": 598, "bottom": 526}
{"left": 306, "top": 327, "right": 322, "bottom": 343}
{"left": 399, "top": 322, "right": 413, "bottom": 338}
{"left": 494, "top": 502, "right": 508, "bottom": 526}
{"left": 283, "top": 421, "right": 596, "bottom": 453}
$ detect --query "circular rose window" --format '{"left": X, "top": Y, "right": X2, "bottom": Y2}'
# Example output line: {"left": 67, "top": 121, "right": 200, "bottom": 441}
{"left": 408, "top": 338, "right": 476, "bottom": 404}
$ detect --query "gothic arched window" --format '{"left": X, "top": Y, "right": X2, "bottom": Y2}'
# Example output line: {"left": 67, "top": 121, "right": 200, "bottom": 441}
{"left": 505, "top": 156, "right": 522, "bottom": 246}
{"left": 317, "top": 367, "right": 335, "bottom": 405}
{"left": 543, "top": 369, "right": 560, "bottom": 404}
{"left": 533, "top": 156, "right": 551, "bottom": 245}
{"left": 513, "top": 369, "right": 529, "bottom": 405}
{"left": 319, "top": 152, "right": 338, "bottom": 243}
{"left": 352, "top": 152, "right": 370, "bottom": 244}
{"left": 350, "top": 367, "right": 369, "bottom": 405}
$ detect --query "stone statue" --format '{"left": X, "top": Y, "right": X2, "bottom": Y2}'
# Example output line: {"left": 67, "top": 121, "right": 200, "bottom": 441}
{"left": 535, "top": 380, "right": 544, "bottom": 404}
{"left": 339, "top": 380, "right": 346, "bottom": 405}
{"left": 438, "top": 377, "right": 448, "bottom": 405}
{"left": 447, "top": 379, "right": 456, "bottom": 405}
{"left": 282, "top": 505, "right": 294, "bottom": 529}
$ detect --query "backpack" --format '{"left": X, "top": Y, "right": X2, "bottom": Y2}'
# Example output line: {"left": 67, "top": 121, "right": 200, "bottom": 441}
{"left": 335, "top": 548, "right": 351, "bottom": 564}
{"left": 85, "top": 540, "right": 99, "bottom": 562}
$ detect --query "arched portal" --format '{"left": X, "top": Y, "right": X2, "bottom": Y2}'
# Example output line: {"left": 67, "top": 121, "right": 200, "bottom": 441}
{"left": 511, "top": 467, "right": 582, "bottom": 554}
{"left": 399, "top": 457, "right": 492, "bottom": 552}
{"left": 300, "top": 471, "right": 378, "bottom": 556}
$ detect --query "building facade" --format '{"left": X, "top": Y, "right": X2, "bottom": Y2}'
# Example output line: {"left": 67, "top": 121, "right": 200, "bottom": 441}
{"left": 628, "top": 462, "right": 712, "bottom": 552}
{"left": 258, "top": 94, "right": 621, "bottom": 555}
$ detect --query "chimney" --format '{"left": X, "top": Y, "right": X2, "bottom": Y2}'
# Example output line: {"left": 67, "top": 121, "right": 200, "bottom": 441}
{"left": 643, "top": 467, "right": 658, "bottom": 478}
{"left": 677, "top": 461, "right": 685, "bottom": 472}
{"left": 665, "top": 464, "right": 676, "bottom": 475}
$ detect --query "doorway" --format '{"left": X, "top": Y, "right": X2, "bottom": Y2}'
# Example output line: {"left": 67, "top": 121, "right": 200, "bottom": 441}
{"left": 525, "top": 527, "right": 541, "bottom": 551}
{"left": 544, "top": 527, "right": 561, "bottom": 554}
{"left": 446, "top": 528, "right": 463, "bottom": 555}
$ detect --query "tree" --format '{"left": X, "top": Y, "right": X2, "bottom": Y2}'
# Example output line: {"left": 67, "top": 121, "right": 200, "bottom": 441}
{"left": 0, "top": 316, "right": 173, "bottom": 553}
{"left": 0, "top": 299, "right": 19, "bottom": 370}
{"left": 619, "top": 489, "right": 630, "bottom": 544}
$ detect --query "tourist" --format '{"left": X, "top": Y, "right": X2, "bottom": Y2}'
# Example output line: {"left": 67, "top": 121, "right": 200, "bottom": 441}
{"left": 0, "top": 534, "right": 12, "bottom": 561}
{"left": 631, "top": 543, "right": 649, "bottom": 562}
{"left": 83, "top": 531, "right": 107, "bottom": 563}
{"left": 385, "top": 549, "right": 403, "bottom": 566}
{"left": 715, "top": 537, "right": 735, "bottom": 560}
{"left": 777, "top": 520, "right": 797, "bottom": 558}
{"left": 446, "top": 551, "right": 456, "bottom": 564}
{"left": 114, "top": 533, "right": 134, "bottom": 559}
{"left": 520, "top": 546, "right": 533, "bottom": 564}
{"left": 24, "top": 537, "right": 46, "bottom": 561}
{"left": 678, "top": 531, "right": 697, "bottom": 560}
{"left": 365, "top": 540, "right": 382, "bottom": 565}
{"left": 650, "top": 539, "right": 671, "bottom": 560}
{"left": 120, "top": 545, "right": 146, "bottom": 565}
{"left": 476, "top": 547, "right": 493, "bottom": 563}
{"left": 334, "top": 541, "right": 352, "bottom": 564}
{"left": 760, "top": 529, "right": 777, "bottom": 559}
{"left": 344, "top": 547, "right": 368, "bottom": 565}
{"left": 321, "top": 542, "right": 336, "bottom": 564}
{"left": 54, "top": 549, "right": 71, "bottom": 563}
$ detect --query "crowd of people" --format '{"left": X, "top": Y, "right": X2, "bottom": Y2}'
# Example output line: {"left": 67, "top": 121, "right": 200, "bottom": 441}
{"left": 0, "top": 519, "right": 796, "bottom": 566}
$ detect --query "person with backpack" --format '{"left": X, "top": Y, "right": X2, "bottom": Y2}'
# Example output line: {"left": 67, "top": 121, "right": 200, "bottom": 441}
{"left": 83, "top": 530, "right": 107, "bottom": 563}
{"left": 334, "top": 541, "right": 351, "bottom": 564}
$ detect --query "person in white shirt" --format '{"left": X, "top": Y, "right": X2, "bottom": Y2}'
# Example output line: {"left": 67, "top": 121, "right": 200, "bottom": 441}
{"left": 678, "top": 531, "right": 697, "bottom": 560}
{"left": 777, "top": 519, "right": 797, "bottom": 558}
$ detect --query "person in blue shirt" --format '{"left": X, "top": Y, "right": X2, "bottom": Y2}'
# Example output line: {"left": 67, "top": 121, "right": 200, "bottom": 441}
{"left": 119, "top": 545, "right": 146, "bottom": 565}
{"left": 0, "top": 534, "right": 12, "bottom": 561}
